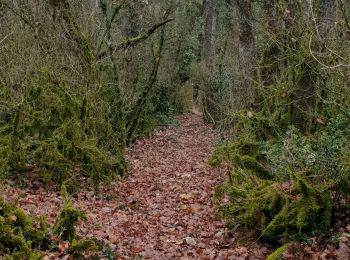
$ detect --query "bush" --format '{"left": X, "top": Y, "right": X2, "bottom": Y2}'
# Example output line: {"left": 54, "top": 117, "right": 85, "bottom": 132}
{"left": 0, "top": 75, "right": 126, "bottom": 188}
{"left": 212, "top": 111, "right": 350, "bottom": 243}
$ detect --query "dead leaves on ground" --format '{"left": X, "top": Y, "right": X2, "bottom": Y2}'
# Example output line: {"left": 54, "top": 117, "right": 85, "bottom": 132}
{"left": 5, "top": 114, "right": 348, "bottom": 259}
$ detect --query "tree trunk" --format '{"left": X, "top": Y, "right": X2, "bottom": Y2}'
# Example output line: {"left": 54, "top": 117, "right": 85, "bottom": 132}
{"left": 293, "top": 0, "right": 335, "bottom": 133}
{"left": 202, "top": 0, "right": 219, "bottom": 123}
{"left": 259, "top": 0, "right": 279, "bottom": 87}
{"left": 234, "top": 0, "right": 255, "bottom": 107}
{"left": 203, "top": 0, "right": 214, "bottom": 67}
{"left": 318, "top": 0, "right": 336, "bottom": 47}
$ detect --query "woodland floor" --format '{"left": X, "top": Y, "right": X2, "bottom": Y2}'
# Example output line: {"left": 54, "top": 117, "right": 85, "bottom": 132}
{"left": 3, "top": 114, "right": 267, "bottom": 259}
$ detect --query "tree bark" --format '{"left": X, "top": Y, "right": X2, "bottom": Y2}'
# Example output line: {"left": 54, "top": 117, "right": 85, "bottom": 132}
{"left": 234, "top": 0, "right": 255, "bottom": 107}
{"left": 293, "top": 0, "right": 335, "bottom": 133}
{"left": 203, "top": 0, "right": 214, "bottom": 68}
{"left": 318, "top": 0, "right": 336, "bottom": 47}
{"left": 259, "top": 0, "right": 279, "bottom": 86}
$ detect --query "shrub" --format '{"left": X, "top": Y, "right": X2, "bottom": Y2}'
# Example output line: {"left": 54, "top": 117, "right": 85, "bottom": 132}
{"left": 212, "top": 111, "right": 350, "bottom": 243}
{"left": 0, "top": 75, "right": 126, "bottom": 188}
{"left": 0, "top": 186, "right": 99, "bottom": 259}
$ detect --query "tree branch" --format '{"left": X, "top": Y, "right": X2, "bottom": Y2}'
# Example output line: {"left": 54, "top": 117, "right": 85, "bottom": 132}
{"left": 98, "top": 18, "right": 173, "bottom": 60}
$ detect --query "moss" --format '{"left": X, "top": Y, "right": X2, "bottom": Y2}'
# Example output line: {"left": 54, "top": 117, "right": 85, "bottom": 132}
{"left": 266, "top": 243, "right": 291, "bottom": 260}
{"left": 0, "top": 198, "right": 99, "bottom": 259}
{"left": 4, "top": 250, "right": 43, "bottom": 260}
{"left": 68, "top": 239, "right": 97, "bottom": 255}
{"left": 208, "top": 154, "right": 222, "bottom": 166}
{"left": 0, "top": 199, "right": 44, "bottom": 258}
{"left": 53, "top": 205, "right": 84, "bottom": 242}
{"left": 234, "top": 154, "right": 271, "bottom": 179}
{"left": 53, "top": 185, "right": 85, "bottom": 242}
{"left": 0, "top": 78, "right": 126, "bottom": 189}
{"left": 0, "top": 190, "right": 103, "bottom": 258}
{"left": 216, "top": 176, "right": 332, "bottom": 242}
{"left": 11, "top": 208, "right": 32, "bottom": 230}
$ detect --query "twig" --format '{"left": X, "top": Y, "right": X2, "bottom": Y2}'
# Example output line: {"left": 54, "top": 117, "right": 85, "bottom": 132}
{"left": 0, "top": 28, "right": 15, "bottom": 45}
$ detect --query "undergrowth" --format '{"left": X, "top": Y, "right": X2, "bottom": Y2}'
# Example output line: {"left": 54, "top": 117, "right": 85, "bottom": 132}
{"left": 212, "top": 111, "right": 350, "bottom": 244}
{"left": 211, "top": 3, "right": 350, "bottom": 250}
{"left": 0, "top": 73, "right": 126, "bottom": 189}
{"left": 0, "top": 185, "right": 104, "bottom": 259}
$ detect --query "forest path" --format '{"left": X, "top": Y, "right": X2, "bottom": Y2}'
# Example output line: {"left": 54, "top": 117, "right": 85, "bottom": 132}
{"left": 111, "top": 114, "right": 229, "bottom": 258}
{"left": 4, "top": 114, "right": 265, "bottom": 259}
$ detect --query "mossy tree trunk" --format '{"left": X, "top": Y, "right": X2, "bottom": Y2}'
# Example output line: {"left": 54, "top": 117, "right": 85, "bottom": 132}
{"left": 126, "top": 27, "right": 167, "bottom": 144}
{"left": 233, "top": 0, "right": 255, "bottom": 108}
{"left": 259, "top": 0, "right": 280, "bottom": 87}
{"left": 292, "top": 0, "right": 335, "bottom": 133}
{"left": 53, "top": 0, "right": 96, "bottom": 83}
{"left": 203, "top": 0, "right": 214, "bottom": 67}
{"left": 100, "top": 0, "right": 127, "bottom": 151}
{"left": 318, "top": 0, "right": 336, "bottom": 48}
{"left": 202, "top": 0, "right": 220, "bottom": 123}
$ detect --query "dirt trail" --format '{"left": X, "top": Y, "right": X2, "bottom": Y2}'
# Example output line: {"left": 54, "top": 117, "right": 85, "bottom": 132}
{"left": 112, "top": 114, "right": 228, "bottom": 258}
{"left": 4, "top": 114, "right": 266, "bottom": 259}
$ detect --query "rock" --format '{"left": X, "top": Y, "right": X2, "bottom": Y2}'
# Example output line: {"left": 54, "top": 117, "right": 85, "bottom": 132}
{"left": 184, "top": 237, "right": 196, "bottom": 246}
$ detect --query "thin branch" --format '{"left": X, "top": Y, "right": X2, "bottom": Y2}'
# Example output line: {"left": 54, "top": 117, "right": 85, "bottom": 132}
{"left": 308, "top": 33, "right": 350, "bottom": 69}
{"left": 97, "top": 18, "right": 174, "bottom": 60}
{"left": 308, "top": 1, "right": 350, "bottom": 69}
{"left": 0, "top": 28, "right": 15, "bottom": 45}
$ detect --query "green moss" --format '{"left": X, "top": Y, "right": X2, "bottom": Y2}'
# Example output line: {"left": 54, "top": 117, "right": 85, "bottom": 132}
{"left": 0, "top": 199, "right": 46, "bottom": 259}
{"left": 53, "top": 185, "right": 85, "bottom": 242}
{"left": 0, "top": 78, "right": 126, "bottom": 188}
{"left": 209, "top": 141, "right": 260, "bottom": 167}
{"left": 208, "top": 153, "right": 222, "bottom": 166}
{"left": 68, "top": 239, "right": 97, "bottom": 255}
{"left": 234, "top": 154, "right": 271, "bottom": 179}
{"left": 266, "top": 243, "right": 291, "bottom": 260}
{"left": 4, "top": 250, "right": 43, "bottom": 260}
{"left": 53, "top": 205, "right": 85, "bottom": 242}
{"left": 215, "top": 176, "right": 332, "bottom": 242}
{"left": 11, "top": 208, "right": 32, "bottom": 230}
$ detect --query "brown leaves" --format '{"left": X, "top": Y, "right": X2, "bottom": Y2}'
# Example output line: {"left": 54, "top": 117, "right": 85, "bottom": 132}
{"left": 2, "top": 114, "right": 268, "bottom": 259}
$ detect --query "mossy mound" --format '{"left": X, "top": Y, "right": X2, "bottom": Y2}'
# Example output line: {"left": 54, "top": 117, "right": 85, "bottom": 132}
{"left": 0, "top": 198, "right": 48, "bottom": 259}
{"left": 215, "top": 176, "right": 331, "bottom": 243}
{"left": 0, "top": 188, "right": 101, "bottom": 259}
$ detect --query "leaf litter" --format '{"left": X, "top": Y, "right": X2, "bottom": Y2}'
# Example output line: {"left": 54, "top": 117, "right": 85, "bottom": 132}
{"left": 2, "top": 114, "right": 268, "bottom": 259}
